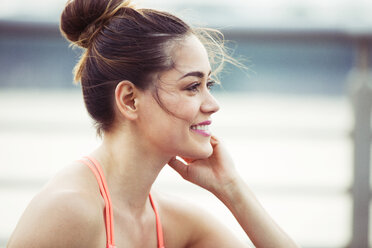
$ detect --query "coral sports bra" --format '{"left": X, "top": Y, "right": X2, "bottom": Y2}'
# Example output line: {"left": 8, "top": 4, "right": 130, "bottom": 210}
{"left": 79, "top": 156, "right": 165, "bottom": 248}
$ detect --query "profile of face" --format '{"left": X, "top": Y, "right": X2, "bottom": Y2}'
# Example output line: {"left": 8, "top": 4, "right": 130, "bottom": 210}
{"left": 137, "top": 34, "right": 220, "bottom": 159}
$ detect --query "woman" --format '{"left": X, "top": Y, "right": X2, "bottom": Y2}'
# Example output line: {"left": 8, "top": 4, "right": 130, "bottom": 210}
{"left": 7, "top": 0, "right": 299, "bottom": 247}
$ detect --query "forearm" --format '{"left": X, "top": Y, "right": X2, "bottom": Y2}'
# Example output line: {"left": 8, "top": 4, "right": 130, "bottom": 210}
{"left": 213, "top": 177, "right": 300, "bottom": 248}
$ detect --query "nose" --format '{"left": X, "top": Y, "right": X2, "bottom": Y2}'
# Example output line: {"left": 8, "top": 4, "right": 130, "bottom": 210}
{"left": 201, "top": 90, "right": 220, "bottom": 114}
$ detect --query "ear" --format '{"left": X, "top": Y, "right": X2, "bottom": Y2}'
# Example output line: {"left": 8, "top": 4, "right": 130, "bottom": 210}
{"left": 115, "top": 80, "right": 139, "bottom": 120}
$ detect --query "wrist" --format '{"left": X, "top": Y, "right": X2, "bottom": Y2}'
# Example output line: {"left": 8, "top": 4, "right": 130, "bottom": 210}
{"left": 212, "top": 175, "right": 247, "bottom": 204}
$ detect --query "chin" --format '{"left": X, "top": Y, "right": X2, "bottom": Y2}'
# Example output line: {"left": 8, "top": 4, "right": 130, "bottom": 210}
{"left": 203, "top": 144, "right": 214, "bottom": 157}
{"left": 183, "top": 142, "right": 213, "bottom": 159}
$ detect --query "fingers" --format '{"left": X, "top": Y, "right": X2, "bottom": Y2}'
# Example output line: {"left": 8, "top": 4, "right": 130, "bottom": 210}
{"left": 210, "top": 135, "right": 219, "bottom": 147}
{"left": 168, "top": 157, "right": 189, "bottom": 179}
{"left": 169, "top": 156, "right": 193, "bottom": 164}
{"left": 180, "top": 157, "right": 195, "bottom": 163}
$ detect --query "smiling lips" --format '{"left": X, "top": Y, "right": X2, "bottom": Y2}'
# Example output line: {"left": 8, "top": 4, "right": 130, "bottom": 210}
{"left": 190, "top": 120, "right": 212, "bottom": 137}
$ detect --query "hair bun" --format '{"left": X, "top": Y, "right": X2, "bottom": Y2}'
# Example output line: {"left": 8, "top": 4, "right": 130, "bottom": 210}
{"left": 60, "top": 0, "right": 134, "bottom": 48}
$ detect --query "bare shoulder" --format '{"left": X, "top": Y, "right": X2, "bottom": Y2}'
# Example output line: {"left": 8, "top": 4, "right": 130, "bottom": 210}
{"left": 151, "top": 190, "right": 250, "bottom": 248}
{"left": 7, "top": 162, "right": 105, "bottom": 248}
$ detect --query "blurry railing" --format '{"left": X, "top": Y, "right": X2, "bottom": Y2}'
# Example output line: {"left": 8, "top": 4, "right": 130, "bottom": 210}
{"left": 1, "top": 20, "right": 372, "bottom": 247}
{"left": 348, "top": 38, "right": 372, "bottom": 248}
{"left": 226, "top": 28, "right": 372, "bottom": 247}
{"left": 227, "top": 28, "right": 372, "bottom": 248}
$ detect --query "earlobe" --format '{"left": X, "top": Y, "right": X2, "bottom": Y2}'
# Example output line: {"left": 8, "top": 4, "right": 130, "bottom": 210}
{"left": 115, "top": 80, "right": 138, "bottom": 120}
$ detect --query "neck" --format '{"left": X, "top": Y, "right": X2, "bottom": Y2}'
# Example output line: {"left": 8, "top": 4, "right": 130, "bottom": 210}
{"left": 90, "top": 130, "right": 170, "bottom": 217}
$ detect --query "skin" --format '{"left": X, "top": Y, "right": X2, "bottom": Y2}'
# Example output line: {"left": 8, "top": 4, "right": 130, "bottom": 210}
{"left": 7, "top": 34, "right": 299, "bottom": 248}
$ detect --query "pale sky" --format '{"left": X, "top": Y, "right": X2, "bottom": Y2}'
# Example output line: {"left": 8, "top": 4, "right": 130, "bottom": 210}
{"left": 1, "top": 0, "right": 372, "bottom": 30}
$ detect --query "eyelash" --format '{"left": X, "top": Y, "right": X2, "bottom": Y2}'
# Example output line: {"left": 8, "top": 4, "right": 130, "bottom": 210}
{"left": 187, "top": 80, "right": 216, "bottom": 92}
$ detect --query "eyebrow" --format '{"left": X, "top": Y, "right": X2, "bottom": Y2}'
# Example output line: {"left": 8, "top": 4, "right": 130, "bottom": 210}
{"left": 179, "top": 70, "right": 212, "bottom": 80}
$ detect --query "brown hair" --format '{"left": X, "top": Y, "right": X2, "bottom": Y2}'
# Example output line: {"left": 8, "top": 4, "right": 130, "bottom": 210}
{"left": 60, "top": 0, "right": 240, "bottom": 137}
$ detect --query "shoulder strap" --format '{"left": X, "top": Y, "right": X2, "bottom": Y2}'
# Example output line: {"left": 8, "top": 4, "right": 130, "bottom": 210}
{"left": 149, "top": 193, "right": 165, "bottom": 248}
{"left": 79, "top": 156, "right": 116, "bottom": 248}
{"left": 79, "top": 156, "right": 165, "bottom": 248}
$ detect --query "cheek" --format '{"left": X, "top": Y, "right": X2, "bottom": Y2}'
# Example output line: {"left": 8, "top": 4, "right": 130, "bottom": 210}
{"left": 160, "top": 96, "right": 199, "bottom": 142}
{"left": 163, "top": 95, "right": 199, "bottom": 122}
{"left": 139, "top": 94, "right": 197, "bottom": 144}
{"left": 165, "top": 98, "right": 213, "bottom": 158}
{"left": 140, "top": 91, "right": 212, "bottom": 157}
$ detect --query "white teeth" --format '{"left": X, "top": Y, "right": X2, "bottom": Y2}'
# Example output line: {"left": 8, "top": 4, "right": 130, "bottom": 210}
{"left": 191, "top": 125, "right": 209, "bottom": 131}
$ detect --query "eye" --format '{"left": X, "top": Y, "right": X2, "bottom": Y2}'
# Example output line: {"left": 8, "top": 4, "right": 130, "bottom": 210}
{"left": 207, "top": 80, "right": 216, "bottom": 90}
{"left": 186, "top": 80, "right": 216, "bottom": 92}
{"left": 186, "top": 83, "right": 201, "bottom": 92}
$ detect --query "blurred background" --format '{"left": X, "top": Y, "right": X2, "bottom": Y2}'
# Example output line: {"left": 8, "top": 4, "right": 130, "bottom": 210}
{"left": 1, "top": 0, "right": 372, "bottom": 247}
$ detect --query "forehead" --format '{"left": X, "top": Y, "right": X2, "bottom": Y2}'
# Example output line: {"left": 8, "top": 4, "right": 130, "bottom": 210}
{"left": 172, "top": 35, "right": 210, "bottom": 71}
{"left": 159, "top": 35, "right": 211, "bottom": 83}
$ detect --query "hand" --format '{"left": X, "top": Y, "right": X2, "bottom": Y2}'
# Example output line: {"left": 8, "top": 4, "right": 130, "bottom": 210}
{"left": 168, "top": 135, "right": 240, "bottom": 195}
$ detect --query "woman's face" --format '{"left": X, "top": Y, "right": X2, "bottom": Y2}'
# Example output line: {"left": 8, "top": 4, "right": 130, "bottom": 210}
{"left": 137, "top": 34, "right": 220, "bottom": 159}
